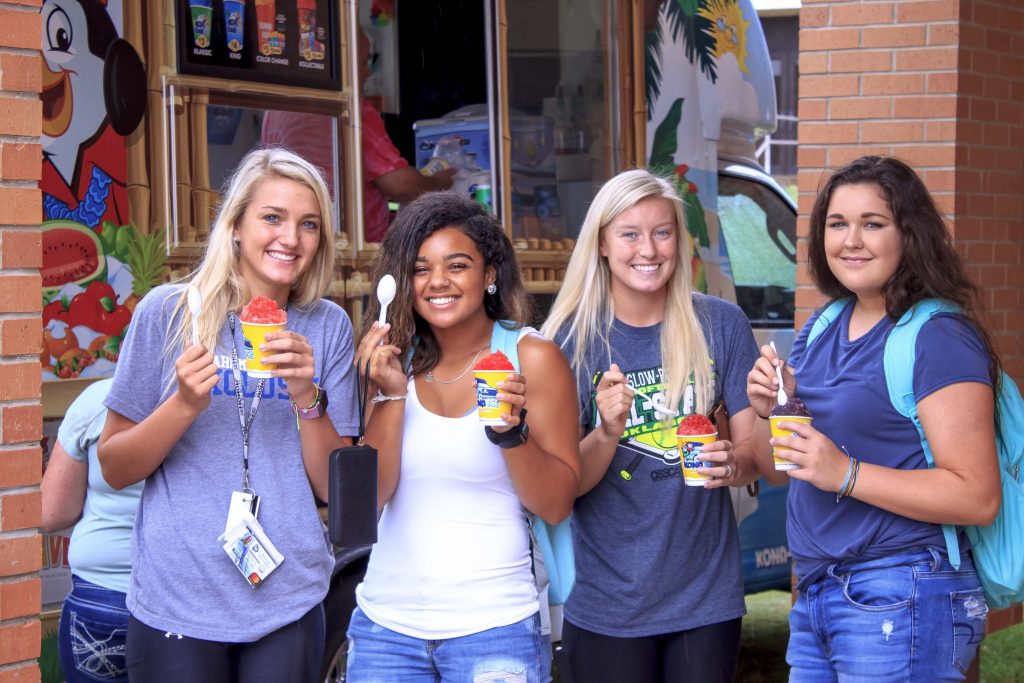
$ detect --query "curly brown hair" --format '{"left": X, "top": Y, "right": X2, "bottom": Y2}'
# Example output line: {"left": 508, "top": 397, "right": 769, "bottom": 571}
{"left": 807, "top": 155, "right": 1002, "bottom": 389}
{"left": 363, "top": 191, "right": 533, "bottom": 376}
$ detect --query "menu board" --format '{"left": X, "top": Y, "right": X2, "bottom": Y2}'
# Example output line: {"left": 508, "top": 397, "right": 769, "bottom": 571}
{"left": 176, "top": 0, "right": 341, "bottom": 90}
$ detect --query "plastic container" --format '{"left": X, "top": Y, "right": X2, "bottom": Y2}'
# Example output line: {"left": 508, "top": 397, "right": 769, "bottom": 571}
{"left": 414, "top": 104, "right": 555, "bottom": 174}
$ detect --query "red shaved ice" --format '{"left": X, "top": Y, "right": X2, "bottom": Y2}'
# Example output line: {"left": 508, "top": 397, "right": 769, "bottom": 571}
{"left": 676, "top": 413, "right": 716, "bottom": 436}
{"left": 241, "top": 296, "right": 287, "bottom": 324}
{"left": 474, "top": 351, "right": 515, "bottom": 371}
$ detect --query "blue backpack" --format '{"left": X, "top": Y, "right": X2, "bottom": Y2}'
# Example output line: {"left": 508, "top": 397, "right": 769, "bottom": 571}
{"left": 808, "top": 298, "right": 1024, "bottom": 609}
{"left": 491, "top": 321, "right": 576, "bottom": 606}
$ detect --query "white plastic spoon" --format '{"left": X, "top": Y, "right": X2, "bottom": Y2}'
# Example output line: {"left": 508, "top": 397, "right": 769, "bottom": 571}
{"left": 628, "top": 386, "right": 679, "bottom": 418}
{"left": 769, "top": 340, "right": 788, "bottom": 406}
{"left": 187, "top": 284, "right": 202, "bottom": 346}
{"left": 376, "top": 274, "right": 397, "bottom": 328}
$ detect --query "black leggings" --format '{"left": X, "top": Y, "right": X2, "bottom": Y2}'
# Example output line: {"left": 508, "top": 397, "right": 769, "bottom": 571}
{"left": 559, "top": 616, "right": 742, "bottom": 683}
{"left": 126, "top": 604, "right": 324, "bottom": 683}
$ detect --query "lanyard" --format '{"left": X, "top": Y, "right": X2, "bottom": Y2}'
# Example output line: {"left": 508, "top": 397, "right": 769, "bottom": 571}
{"left": 228, "top": 312, "right": 266, "bottom": 492}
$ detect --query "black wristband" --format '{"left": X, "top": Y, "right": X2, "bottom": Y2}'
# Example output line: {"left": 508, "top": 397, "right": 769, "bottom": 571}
{"left": 485, "top": 409, "right": 529, "bottom": 449}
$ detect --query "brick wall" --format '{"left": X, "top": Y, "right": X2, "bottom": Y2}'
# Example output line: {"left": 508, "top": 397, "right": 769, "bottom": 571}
{"left": 796, "top": 0, "right": 1024, "bottom": 386}
{"left": 954, "top": 0, "right": 1024, "bottom": 382}
{"left": 0, "top": 0, "right": 43, "bottom": 679}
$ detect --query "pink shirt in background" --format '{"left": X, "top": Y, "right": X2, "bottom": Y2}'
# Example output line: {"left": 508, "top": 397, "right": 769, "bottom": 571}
{"left": 260, "top": 100, "right": 408, "bottom": 242}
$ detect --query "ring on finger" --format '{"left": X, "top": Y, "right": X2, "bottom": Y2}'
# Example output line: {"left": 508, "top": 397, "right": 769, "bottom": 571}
{"left": 724, "top": 463, "right": 734, "bottom": 479}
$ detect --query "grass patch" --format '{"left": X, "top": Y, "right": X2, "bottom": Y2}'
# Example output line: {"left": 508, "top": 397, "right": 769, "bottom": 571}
{"left": 738, "top": 591, "right": 1024, "bottom": 682}
{"left": 981, "top": 621, "right": 1024, "bottom": 683}
{"left": 738, "top": 590, "right": 791, "bottom": 682}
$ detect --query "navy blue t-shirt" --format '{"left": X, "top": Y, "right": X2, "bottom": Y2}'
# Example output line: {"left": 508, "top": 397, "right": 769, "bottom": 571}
{"left": 556, "top": 294, "right": 758, "bottom": 637}
{"left": 787, "top": 300, "right": 991, "bottom": 588}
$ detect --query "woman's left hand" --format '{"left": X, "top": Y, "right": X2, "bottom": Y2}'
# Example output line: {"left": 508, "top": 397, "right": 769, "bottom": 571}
{"left": 698, "top": 440, "right": 737, "bottom": 489}
{"left": 771, "top": 420, "right": 850, "bottom": 493}
{"left": 262, "top": 330, "right": 317, "bottom": 405}
{"left": 490, "top": 372, "right": 526, "bottom": 434}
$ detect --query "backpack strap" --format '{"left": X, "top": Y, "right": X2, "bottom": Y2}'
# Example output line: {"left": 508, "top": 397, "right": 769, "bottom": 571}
{"left": 883, "top": 298, "right": 963, "bottom": 568}
{"left": 807, "top": 298, "right": 851, "bottom": 347}
{"left": 490, "top": 320, "right": 521, "bottom": 371}
{"left": 491, "top": 319, "right": 577, "bottom": 604}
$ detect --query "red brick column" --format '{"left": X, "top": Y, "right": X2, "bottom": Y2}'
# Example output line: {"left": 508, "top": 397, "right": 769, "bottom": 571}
{"left": 796, "top": 0, "right": 1024, "bottom": 387}
{"left": 954, "top": 1, "right": 1024, "bottom": 382}
{"left": 0, "top": 0, "right": 43, "bottom": 679}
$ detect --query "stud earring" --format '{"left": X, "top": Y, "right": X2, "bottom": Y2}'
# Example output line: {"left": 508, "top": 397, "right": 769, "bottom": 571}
{"left": 486, "top": 283, "right": 497, "bottom": 295}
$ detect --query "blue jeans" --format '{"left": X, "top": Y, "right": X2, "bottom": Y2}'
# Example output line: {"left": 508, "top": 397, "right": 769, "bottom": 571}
{"left": 788, "top": 547, "right": 989, "bottom": 682}
{"left": 346, "top": 607, "right": 546, "bottom": 682}
{"left": 59, "top": 575, "right": 130, "bottom": 683}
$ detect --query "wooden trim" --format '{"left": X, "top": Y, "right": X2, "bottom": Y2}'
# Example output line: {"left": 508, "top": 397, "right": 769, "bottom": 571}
{"left": 342, "top": 0, "right": 362, "bottom": 253}
{"left": 630, "top": 0, "right": 647, "bottom": 167}
{"left": 161, "top": 74, "right": 346, "bottom": 103}
{"left": 123, "top": 1, "right": 150, "bottom": 233}
{"left": 493, "top": 0, "right": 513, "bottom": 238}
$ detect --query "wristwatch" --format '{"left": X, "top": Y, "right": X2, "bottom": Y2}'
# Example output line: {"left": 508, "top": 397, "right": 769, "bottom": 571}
{"left": 485, "top": 409, "right": 529, "bottom": 449}
{"left": 292, "top": 385, "right": 328, "bottom": 420}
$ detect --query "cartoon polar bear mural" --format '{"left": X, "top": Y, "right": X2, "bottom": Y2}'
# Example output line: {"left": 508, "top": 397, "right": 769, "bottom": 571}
{"left": 39, "top": 0, "right": 147, "bottom": 381}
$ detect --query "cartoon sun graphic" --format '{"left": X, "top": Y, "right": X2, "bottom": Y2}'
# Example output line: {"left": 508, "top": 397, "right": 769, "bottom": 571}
{"left": 698, "top": 0, "right": 751, "bottom": 74}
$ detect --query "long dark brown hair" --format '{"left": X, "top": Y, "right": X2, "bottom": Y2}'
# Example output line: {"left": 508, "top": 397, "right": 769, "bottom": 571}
{"left": 808, "top": 155, "right": 1002, "bottom": 389}
{"left": 363, "top": 192, "right": 533, "bottom": 376}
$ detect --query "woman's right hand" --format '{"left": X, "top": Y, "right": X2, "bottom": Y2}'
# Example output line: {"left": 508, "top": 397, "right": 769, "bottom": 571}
{"left": 174, "top": 342, "right": 220, "bottom": 416}
{"left": 354, "top": 322, "right": 406, "bottom": 397}
{"left": 747, "top": 344, "right": 797, "bottom": 419}
{"left": 594, "top": 363, "right": 633, "bottom": 440}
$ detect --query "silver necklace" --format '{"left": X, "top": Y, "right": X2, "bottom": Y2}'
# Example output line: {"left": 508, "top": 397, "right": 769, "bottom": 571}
{"left": 425, "top": 347, "right": 486, "bottom": 384}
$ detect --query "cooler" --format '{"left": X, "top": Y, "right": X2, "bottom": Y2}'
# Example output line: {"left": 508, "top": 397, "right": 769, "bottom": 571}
{"left": 414, "top": 106, "right": 492, "bottom": 171}
{"left": 413, "top": 104, "right": 556, "bottom": 174}
{"left": 415, "top": 105, "right": 583, "bottom": 237}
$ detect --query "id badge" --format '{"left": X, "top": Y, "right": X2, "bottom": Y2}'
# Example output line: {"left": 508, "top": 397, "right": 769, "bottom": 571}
{"left": 219, "top": 511, "right": 284, "bottom": 588}
{"left": 225, "top": 491, "right": 261, "bottom": 536}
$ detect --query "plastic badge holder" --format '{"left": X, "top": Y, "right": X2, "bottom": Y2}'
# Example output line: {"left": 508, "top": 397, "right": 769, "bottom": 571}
{"left": 221, "top": 511, "right": 284, "bottom": 588}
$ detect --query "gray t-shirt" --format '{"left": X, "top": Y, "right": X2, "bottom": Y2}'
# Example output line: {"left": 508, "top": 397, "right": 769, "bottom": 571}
{"left": 556, "top": 293, "right": 758, "bottom": 637}
{"left": 106, "top": 284, "right": 359, "bottom": 642}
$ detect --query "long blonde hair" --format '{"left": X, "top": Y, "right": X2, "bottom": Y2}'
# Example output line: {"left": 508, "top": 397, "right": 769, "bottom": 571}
{"left": 167, "top": 146, "right": 336, "bottom": 356}
{"left": 540, "top": 168, "right": 713, "bottom": 415}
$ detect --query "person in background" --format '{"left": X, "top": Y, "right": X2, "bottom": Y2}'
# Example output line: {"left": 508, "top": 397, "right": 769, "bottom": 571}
{"left": 540, "top": 169, "right": 766, "bottom": 682}
{"left": 347, "top": 192, "right": 580, "bottom": 682}
{"left": 98, "top": 147, "right": 359, "bottom": 683}
{"left": 261, "top": 30, "right": 455, "bottom": 242}
{"left": 42, "top": 378, "right": 141, "bottom": 683}
{"left": 747, "top": 156, "right": 1000, "bottom": 681}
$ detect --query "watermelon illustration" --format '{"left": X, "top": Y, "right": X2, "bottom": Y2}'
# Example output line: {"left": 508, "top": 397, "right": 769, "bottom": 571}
{"left": 42, "top": 220, "right": 107, "bottom": 295}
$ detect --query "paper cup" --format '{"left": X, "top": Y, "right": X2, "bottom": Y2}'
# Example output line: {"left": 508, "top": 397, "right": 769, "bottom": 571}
{"left": 474, "top": 370, "right": 511, "bottom": 425}
{"left": 240, "top": 321, "right": 285, "bottom": 378}
{"left": 769, "top": 415, "right": 812, "bottom": 470}
{"left": 678, "top": 431, "right": 718, "bottom": 487}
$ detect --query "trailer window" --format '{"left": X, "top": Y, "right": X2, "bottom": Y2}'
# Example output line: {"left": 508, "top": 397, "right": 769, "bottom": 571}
{"left": 505, "top": 0, "right": 614, "bottom": 240}
{"left": 717, "top": 174, "right": 796, "bottom": 327}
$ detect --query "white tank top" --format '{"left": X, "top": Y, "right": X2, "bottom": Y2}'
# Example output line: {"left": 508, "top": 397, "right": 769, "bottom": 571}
{"left": 356, "top": 336, "right": 539, "bottom": 639}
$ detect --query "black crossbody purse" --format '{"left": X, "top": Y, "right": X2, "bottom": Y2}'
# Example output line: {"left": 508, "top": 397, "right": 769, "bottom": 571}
{"left": 327, "top": 359, "right": 378, "bottom": 547}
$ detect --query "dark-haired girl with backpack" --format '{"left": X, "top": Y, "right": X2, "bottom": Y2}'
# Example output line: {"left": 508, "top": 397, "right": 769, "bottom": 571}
{"left": 747, "top": 155, "right": 1002, "bottom": 681}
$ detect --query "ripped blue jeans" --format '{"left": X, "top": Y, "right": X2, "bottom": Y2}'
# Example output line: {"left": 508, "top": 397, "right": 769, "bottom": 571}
{"left": 59, "top": 575, "right": 130, "bottom": 683}
{"left": 788, "top": 547, "right": 988, "bottom": 682}
{"left": 346, "top": 607, "right": 545, "bottom": 682}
